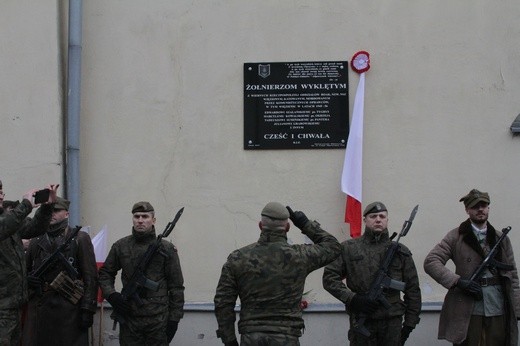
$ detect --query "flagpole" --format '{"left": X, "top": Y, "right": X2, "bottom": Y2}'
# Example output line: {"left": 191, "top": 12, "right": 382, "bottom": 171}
{"left": 99, "top": 301, "right": 104, "bottom": 346}
{"left": 91, "top": 226, "right": 108, "bottom": 346}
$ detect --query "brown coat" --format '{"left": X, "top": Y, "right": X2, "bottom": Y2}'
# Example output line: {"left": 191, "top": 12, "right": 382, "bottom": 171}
{"left": 424, "top": 220, "right": 520, "bottom": 345}
{"left": 23, "top": 226, "right": 98, "bottom": 346}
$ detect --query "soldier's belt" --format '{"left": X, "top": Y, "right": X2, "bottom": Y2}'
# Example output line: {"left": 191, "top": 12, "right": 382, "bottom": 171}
{"left": 50, "top": 271, "right": 84, "bottom": 304}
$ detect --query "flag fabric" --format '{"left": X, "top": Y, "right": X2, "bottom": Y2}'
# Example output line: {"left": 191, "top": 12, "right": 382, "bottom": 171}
{"left": 342, "top": 73, "right": 365, "bottom": 237}
{"left": 91, "top": 225, "right": 108, "bottom": 303}
{"left": 342, "top": 51, "right": 369, "bottom": 238}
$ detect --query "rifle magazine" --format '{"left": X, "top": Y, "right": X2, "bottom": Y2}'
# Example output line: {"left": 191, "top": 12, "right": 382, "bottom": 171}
{"left": 49, "top": 271, "right": 84, "bottom": 304}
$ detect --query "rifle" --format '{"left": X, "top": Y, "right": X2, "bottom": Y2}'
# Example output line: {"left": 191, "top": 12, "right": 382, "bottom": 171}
{"left": 352, "top": 205, "right": 418, "bottom": 337}
{"left": 29, "top": 225, "right": 82, "bottom": 296}
{"left": 469, "top": 226, "right": 513, "bottom": 283}
{"left": 112, "top": 207, "right": 184, "bottom": 329}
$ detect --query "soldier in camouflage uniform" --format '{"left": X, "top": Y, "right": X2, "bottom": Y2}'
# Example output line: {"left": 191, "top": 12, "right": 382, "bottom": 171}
{"left": 214, "top": 202, "right": 341, "bottom": 346}
{"left": 24, "top": 197, "right": 98, "bottom": 346}
{"left": 99, "top": 201, "right": 184, "bottom": 346}
{"left": 0, "top": 181, "right": 58, "bottom": 346}
{"left": 323, "top": 202, "right": 421, "bottom": 346}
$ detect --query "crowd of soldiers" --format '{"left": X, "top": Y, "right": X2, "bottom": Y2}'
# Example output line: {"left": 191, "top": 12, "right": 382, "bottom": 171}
{"left": 0, "top": 178, "right": 518, "bottom": 346}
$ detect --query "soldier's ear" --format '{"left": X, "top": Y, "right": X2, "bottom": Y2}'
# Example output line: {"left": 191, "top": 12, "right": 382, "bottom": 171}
{"left": 258, "top": 221, "right": 263, "bottom": 231}
{"left": 285, "top": 222, "right": 290, "bottom": 232}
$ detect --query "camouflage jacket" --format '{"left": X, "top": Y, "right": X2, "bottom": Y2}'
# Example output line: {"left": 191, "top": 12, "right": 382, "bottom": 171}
{"left": 214, "top": 220, "right": 341, "bottom": 343}
{"left": 323, "top": 228, "right": 421, "bottom": 328}
{"left": 98, "top": 227, "right": 185, "bottom": 322}
{"left": 0, "top": 200, "right": 52, "bottom": 309}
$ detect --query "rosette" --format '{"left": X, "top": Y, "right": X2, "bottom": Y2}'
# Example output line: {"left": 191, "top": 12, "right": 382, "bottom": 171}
{"left": 350, "top": 51, "right": 370, "bottom": 74}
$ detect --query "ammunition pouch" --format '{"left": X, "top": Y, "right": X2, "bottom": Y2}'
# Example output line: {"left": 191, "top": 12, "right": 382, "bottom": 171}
{"left": 50, "top": 271, "right": 85, "bottom": 304}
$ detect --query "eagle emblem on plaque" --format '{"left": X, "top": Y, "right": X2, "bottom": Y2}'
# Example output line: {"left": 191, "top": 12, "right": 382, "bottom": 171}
{"left": 258, "top": 64, "right": 270, "bottom": 78}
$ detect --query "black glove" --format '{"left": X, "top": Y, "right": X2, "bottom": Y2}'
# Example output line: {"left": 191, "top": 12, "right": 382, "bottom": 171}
{"left": 27, "top": 275, "right": 42, "bottom": 289}
{"left": 79, "top": 310, "right": 94, "bottom": 330}
{"left": 224, "top": 340, "right": 239, "bottom": 346}
{"left": 286, "top": 206, "right": 309, "bottom": 229}
{"left": 349, "top": 294, "right": 379, "bottom": 314}
{"left": 456, "top": 279, "right": 483, "bottom": 300}
{"left": 166, "top": 320, "right": 178, "bottom": 343}
{"left": 107, "top": 292, "right": 132, "bottom": 315}
{"left": 400, "top": 325, "right": 414, "bottom": 345}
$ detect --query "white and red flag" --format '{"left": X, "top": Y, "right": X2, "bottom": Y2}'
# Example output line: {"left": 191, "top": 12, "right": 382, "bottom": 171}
{"left": 342, "top": 51, "right": 370, "bottom": 238}
{"left": 92, "top": 225, "right": 108, "bottom": 302}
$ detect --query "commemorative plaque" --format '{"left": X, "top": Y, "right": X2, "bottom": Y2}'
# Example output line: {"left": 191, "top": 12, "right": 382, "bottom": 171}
{"left": 244, "top": 61, "right": 349, "bottom": 150}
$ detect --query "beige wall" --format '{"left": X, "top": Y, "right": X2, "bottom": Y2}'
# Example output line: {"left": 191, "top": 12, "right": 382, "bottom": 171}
{"left": 3, "top": 0, "right": 520, "bottom": 342}
{"left": 1, "top": 1, "right": 63, "bottom": 191}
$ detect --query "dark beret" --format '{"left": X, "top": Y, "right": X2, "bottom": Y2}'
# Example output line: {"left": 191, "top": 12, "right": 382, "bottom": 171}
{"left": 261, "top": 202, "right": 290, "bottom": 220}
{"left": 363, "top": 201, "right": 387, "bottom": 216}
{"left": 132, "top": 201, "right": 154, "bottom": 213}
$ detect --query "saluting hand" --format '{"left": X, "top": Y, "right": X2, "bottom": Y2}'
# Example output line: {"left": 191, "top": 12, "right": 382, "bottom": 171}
{"left": 286, "top": 206, "right": 309, "bottom": 229}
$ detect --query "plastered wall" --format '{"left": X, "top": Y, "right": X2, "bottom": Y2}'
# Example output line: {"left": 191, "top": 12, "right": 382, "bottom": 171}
{"left": 3, "top": 0, "right": 520, "bottom": 316}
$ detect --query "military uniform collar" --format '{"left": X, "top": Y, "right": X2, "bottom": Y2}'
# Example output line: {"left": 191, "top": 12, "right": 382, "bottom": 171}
{"left": 362, "top": 228, "right": 390, "bottom": 243}
{"left": 258, "top": 229, "right": 287, "bottom": 243}
{"left": 132, "top": 226, "right": 156, "bottom": 243}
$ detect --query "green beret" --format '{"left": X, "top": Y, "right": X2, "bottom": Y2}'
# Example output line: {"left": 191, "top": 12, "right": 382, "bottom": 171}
{"left": 363, "top": 201, "right": 387, "bottom": 216}
{"left": 54, "top": 197, "right": 70, "bottom": 211}
{"left": 261, "top": 202, "right": 290, "bottom": 220}
{"left": 132, "top": 201, "right": 154, "bottom": 213}
{"left": 459, "top": 189, "right": 490, "bottom": 208}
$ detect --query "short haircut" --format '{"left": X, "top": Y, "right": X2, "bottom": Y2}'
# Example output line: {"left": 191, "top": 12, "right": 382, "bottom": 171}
{"left": 261, "top": 215, "right": 288, "bottom": 231}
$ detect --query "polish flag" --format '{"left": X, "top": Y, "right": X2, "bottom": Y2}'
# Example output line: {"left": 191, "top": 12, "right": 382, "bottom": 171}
{"left": 342, "top": 51, "right": 370, "bottom": 238}
{"left": 92, "top": 225, "right": 108, "bottom": 302}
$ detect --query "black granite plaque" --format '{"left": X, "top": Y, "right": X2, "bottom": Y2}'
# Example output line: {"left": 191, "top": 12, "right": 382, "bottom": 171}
{"left": 244, "top": 61, "right": 349, "bottom": 150}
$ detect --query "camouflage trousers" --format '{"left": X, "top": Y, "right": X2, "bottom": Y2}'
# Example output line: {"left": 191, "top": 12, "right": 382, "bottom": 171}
{"left": 119, "top": 313, "right": 168, "bottom": 346}
{"left": 348, "top": 316, "right": 402, "bottom": 346}
{"left": 240, "top": 332, "right": 300, "bottom": 346}
{"left": 0, "top": 308, "right": 21, "bottom": 346}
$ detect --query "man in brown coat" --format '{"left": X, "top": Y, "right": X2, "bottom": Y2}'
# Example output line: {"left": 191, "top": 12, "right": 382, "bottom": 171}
{"left": 424, "top": 189, "right": 520, "bottom": 346}
{"left": 24, "top": 197, "right": 98, "bottom": 346}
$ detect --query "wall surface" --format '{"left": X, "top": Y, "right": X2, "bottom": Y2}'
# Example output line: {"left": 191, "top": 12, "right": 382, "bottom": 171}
{"left": 0, "top": 1, "right": 63, "bottom": 192}
{"left": 95, "top": 307, "right": 497, "bottom": 345}
{"left": 2, "top": 0, "right": 520, "bottom": 344}
{"left": 78, "top": 0, "right": 520, "bottom": 305}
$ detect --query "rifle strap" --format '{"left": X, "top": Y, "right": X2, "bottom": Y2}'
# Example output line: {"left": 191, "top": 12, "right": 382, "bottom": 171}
{"left": 45, "top": 228, "right": 79, "bottom": 267}
{"left": 68, "top": 229, "right": 78, "bottom": 268}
